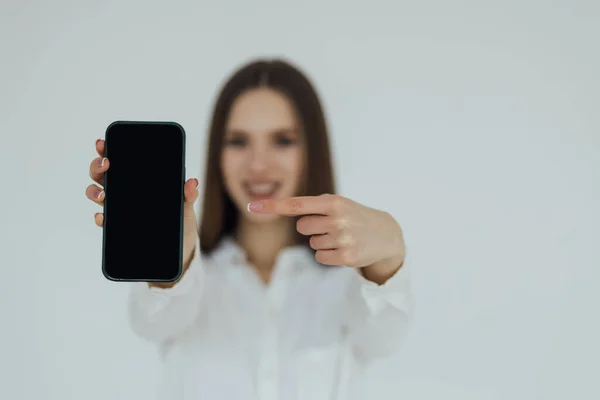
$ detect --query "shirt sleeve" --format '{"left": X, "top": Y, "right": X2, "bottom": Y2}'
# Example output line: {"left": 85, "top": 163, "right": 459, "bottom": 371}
{"left": 127, "top": 236, "right": 205, "bottom": 344}
{"left": 345, "top": 252, "right": 415, "bottom": 362}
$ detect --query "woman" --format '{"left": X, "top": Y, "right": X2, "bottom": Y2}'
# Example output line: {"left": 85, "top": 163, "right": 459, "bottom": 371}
{"left": 86, "top": 59, "right": 414, "bottom": 400}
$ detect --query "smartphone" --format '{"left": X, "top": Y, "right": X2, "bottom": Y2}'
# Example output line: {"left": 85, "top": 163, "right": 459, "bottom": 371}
{"left": 102, "top": 121, "right": 186, "bottom": 282}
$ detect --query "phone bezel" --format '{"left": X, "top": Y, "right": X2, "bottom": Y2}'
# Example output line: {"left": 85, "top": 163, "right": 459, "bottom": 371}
{"left": 101, "top": 120, "right": 186, "bottom": 283}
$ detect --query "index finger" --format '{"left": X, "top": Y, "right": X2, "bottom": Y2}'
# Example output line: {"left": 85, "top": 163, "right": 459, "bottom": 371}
{"left": 248, "top": 196, "right": 331, "bottom": 216}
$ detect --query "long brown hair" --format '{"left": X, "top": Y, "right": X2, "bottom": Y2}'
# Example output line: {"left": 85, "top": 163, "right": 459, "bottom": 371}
{"left": 199, "top": 58, "right": 336, "bottom": 255}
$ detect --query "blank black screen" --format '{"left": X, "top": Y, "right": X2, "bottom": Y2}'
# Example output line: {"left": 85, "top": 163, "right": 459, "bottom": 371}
{"left": 102, "top": 122, "right": 185, "bottom": 282}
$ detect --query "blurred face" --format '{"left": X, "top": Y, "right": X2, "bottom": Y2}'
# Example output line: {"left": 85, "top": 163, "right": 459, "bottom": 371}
{"left": 221, "top": 87, "right": 305, "bottom": 224}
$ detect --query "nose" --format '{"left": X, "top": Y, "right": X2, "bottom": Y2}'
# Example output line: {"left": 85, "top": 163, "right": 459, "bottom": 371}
{"left": 247, "top": 144, "right": 272, "bottom": 173}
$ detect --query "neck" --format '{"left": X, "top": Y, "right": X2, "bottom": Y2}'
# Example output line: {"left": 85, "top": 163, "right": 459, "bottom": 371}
{"left": 235, "top": 217, "right": 295, "bottom": 283}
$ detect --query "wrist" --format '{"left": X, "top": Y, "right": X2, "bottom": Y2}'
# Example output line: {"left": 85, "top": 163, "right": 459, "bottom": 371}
{"left": 148, "top": 244, "right": 196, "bottom": 289}
{"left": 361, "top": 252, "right": 405, "bottom": 285}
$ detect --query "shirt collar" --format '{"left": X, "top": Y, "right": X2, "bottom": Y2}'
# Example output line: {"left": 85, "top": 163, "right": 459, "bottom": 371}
{"left": 212, "top": 235, "right": 315, "bottom": 273}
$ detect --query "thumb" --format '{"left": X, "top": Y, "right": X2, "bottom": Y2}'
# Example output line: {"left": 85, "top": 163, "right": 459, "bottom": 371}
{"left": 184, "top": 178, "right": 200, "bottom": 210}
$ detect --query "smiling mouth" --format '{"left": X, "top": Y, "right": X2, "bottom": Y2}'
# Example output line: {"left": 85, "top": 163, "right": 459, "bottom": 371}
{"left": 243, "top": 181, "right": 281, "bottom": 201}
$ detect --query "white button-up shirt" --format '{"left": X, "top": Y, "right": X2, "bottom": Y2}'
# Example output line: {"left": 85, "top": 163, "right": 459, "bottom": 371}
{"left": 128, "top": 236, "right": 414, "bottom": 400}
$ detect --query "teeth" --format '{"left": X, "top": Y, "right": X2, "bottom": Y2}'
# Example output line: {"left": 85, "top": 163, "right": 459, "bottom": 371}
{"left": 247, "top": 183, "right": 277, "bottom": 194}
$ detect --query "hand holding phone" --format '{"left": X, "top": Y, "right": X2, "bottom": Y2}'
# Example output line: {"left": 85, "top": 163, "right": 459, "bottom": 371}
{"left": 85, "top": 121, "right": 199, "bottom": 283}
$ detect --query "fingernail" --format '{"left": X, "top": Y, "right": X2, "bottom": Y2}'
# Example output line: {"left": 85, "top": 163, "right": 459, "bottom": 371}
{"left": 97, "top": 189, "right": 104, "bottom": 199}
{"left": 247, "top": 202, "right": 263, "bottom": 212}
{"left": 97, "top": 157, "right": 106, "bottom": 167}
{"left": 96, "top": 139, "right": 101, "bottom": 146}
{"left": 195, "top": 179, "right": 200, "bottom": 191}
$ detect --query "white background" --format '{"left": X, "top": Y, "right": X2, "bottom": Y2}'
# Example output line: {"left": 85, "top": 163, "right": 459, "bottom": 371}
{"left": 1, "top": 0, "right": 599, "bottom": 399}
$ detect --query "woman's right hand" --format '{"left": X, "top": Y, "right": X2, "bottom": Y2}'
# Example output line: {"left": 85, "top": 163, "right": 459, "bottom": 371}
{"left": 85, "top": 139, "right": 201, "bottom": 275}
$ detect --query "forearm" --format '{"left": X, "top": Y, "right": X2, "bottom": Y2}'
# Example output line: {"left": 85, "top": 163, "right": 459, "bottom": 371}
{"left": 347, "top": 252, "right": 413, "bottom": 362}
{"left": 350, "top": 303, "right": 413, "bottom": 361}
{"left": 128, "top": 240, "right": 204, "bottom": 343}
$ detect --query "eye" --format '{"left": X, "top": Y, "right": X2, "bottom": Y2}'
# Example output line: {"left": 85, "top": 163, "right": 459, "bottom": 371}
{"left": 225, "top": 137, "right": 247, "bottom": 147}
{"left": 274, "top": 135, "right": 297, "bottom": 147}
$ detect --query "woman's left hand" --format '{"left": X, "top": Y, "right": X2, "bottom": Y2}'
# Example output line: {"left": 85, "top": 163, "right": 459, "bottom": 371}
{"left": 248, "top": 194, "right": 406, "bottom": 275}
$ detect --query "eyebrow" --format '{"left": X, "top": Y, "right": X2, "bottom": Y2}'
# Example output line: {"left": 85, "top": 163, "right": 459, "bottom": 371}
{"left": 225, "top": 127, "right": 298, "bottom": 136}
